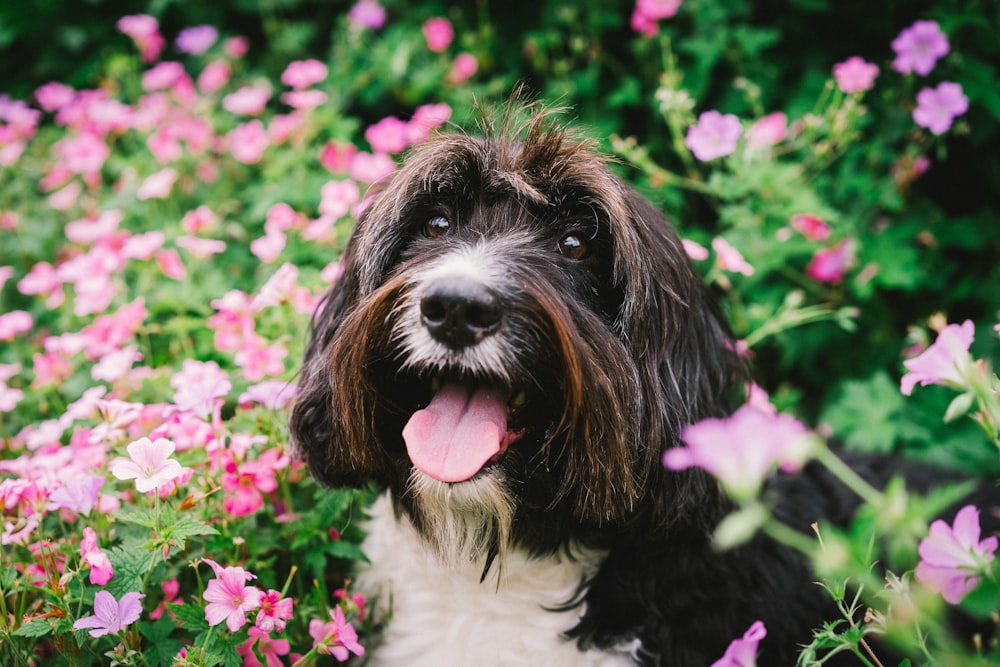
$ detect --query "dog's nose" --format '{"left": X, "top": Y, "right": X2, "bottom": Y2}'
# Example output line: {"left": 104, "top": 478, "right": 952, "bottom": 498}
{"left": 420, "top": 281, "right": 502, "bottom": 349}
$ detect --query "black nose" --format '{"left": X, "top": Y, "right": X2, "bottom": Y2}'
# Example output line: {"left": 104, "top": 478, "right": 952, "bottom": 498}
{"left": 420, "top": 281, "right": 502, "bottom": 349}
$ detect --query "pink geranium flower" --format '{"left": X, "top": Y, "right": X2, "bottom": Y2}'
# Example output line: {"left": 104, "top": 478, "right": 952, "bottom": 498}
{"left": 348, "top": 151, "right": 396, "bottom": 184}
{"left": 137, "top": 167, "right": 178, "bottom": 200}
{"left": 198, "top": 60, "right": 232, "bottom": 94}
{"left": 348, "top": 0, "right": 387, "bottom": 30}
{"left": 0, "top": 310, "right": 33, "bottom": 341}
{"left": 229, "top": 119, "right": 270, "bottom": 164}
{"left": 685, "top": 110, "right": 742, "bottom": 161}
{"left": 235, "top": 336, "right": 288, "bottom": 382}
{"left": 80, "top": 526, "right": 114, "bottom": 585}
{"left": 73, "top": 591, "right": 145, "bottom": 637}
{"left": 745, "top": 111, "right": 787, "bottom": 150}
{"left": 365, "top": 116, "right": 410, "bottom": 153}
{"left": 448, "top": 53, "right": 479, "bottom": 85}
{"left": 202, "top": 558, "right": 264, "bottom": 632}
{"left": 664, "top": 405, "right": 814, "bottom": 500}
{"left": 789, "top": 214, "right": 831, "bottom": 241}
{"left": 900, "top": 319, "right": 974, "bottom": 396}
{"left": 117, "top": 14, "right": 165, "bottom": 62}
{"left": 630, "top": 0, "right": 682, "bottom": 36}
{"left": 832, "top": 56, "right": 879, "bottom": 93}
{"left": 175, "top": 25, "right": 218, "bottom": 54}
{"left": 110, "top": 437, "right": 184, "bottom": 493}
{"left": 806, "top": 239, "right": 852, "bottom": 284}
{"left": 171, "top": 359, "right": 232, "bottom": 417}
{"left": 915, "top": 505, "right": 998, "bottom": 604}
{"left": 222, "top": 86, "right": 271, "bottom": 116}
{"left": 309, "top": 606, "right": 365, "bottom": 661}
{"left": 239, "top": 626, "right": 291, "bottom": 667}
{"left": 892, "top": 20, "right": 949, "bottom": 76}
{"left": 913, "top": 82, "right": 968, "bottom": 135}
{"left": 712, "top": 237, "right": 755, "bottom": 276}
{"left": 711, "top": 620, "right": 767, "bottom": 667}
{"left": 48, "top": 474, "right": 104, "bottom": 516}
{"left": 281, "top": 59, "right": 328, "bottom": 89}
{"left": 256, "top": 589, "right": 294, "bottom": 633}
{"left": 422, "top": 17, "right": 454, "bottom": 52}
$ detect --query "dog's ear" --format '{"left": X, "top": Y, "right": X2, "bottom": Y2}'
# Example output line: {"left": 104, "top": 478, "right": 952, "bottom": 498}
{"left": 615, "top": 186, "right": 744, "bottom": 525}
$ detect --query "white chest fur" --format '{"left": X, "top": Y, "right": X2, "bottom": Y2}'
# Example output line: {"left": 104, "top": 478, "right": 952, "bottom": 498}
{"left": 355, "top": 493, "right": 638, "bottom": 666}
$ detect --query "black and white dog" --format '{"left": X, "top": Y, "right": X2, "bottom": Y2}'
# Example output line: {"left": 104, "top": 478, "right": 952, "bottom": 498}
{"left": 289, "top": 104, "right": 980, "bottom": 665}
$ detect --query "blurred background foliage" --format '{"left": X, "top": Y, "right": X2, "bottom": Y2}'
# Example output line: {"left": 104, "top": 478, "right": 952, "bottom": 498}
{"left": 2, "top": 0, "right": 998, "bottom": 471}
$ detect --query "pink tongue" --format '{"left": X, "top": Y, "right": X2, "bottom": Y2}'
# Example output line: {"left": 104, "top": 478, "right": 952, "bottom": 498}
{"left": 402, "top": 383, "right": 508, "bottom": 483}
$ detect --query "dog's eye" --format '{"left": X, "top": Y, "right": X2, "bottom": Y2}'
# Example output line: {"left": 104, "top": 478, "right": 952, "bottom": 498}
{"left": 557, "top": 234, "right": 588, "bottom": 260}
{"left": 423, "top": 216, "right": 451, "bottom": 239}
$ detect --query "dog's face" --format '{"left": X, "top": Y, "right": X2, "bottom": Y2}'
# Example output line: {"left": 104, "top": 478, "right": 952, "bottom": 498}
{"left": 290, "top": 107, "right": 739, "bottom": 562}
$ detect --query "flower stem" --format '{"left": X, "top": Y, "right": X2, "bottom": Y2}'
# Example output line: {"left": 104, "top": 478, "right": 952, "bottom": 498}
{"left": 814, "top": 446, "right": 884, "bottom": 506}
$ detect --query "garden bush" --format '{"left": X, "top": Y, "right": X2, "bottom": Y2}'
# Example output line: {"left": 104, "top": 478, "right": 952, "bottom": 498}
{"left": 1, "top": 1, "right": 998, "bottom": 665}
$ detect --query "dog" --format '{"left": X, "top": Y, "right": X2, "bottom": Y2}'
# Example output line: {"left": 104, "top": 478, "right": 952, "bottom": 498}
{"left": 288, "top": 103, "right": 990, "bottom": 665}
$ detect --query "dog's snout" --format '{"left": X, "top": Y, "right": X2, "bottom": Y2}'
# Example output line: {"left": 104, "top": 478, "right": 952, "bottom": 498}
{"left": 420, "top": 281, "right": 502, "bottom": 349}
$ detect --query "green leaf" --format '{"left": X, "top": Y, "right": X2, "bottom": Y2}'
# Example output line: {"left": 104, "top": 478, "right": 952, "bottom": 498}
{"left": 105, "top": 546, "right": 156, "bottom": 599}
{"left": 164, "top": 516, "right": 219, "bottom": 551}
{"left": 171, "top": 603, "right": 209, "bottom": 634}
{"left": 115, "top": 506, "right": 158, "bottom": 529}
{"left": 943, "top": 391, "right": 975, "bottom": 423}
{"left": 12, "top": 618, "right": 53, "bottom": 638}
{"left": 821, "top": 372, "right": 906, "bottom": 454}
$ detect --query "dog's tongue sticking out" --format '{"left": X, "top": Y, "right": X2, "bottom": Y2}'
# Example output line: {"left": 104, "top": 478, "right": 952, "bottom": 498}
{"left": 402, "top": 383, "right": 508, "bottom": 483}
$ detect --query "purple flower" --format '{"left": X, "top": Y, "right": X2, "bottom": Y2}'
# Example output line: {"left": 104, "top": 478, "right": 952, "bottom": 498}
{"left": 664, "top": 405, "right": 813, "bottom": 500}
{"left": 47, "top": 473, "right": 104, "bottom": 515}
{"left": 832, "top": 56, "right": 879, "bottom": 93}
{"left": 900, "top": 319, "right": 974, "bottom": 395}
{"left": 915, "top": 505, "right": 998, "bottom": 604}
{"left": 711, "top": 620, "right": 767, "bottom": 667}
{"left": 73, "top": 591, "right": 145, "bottom": 637}
{"left": 348, "top": 0, "right": 387, "bottom": 30}
{"left": 175, "top": 25, "right": 218, "bottom": 55}
{"left": 685, "top": 111, "right": 742, "bottom": 161}
{"left": 892, "top": 20, "right": 949, "bottom": 76}
{"left": 913, "top": 82, "right": 969, "bottom": 135}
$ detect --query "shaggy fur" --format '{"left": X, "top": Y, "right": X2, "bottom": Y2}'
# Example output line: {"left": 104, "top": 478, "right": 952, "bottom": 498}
{"left": 289, "top": 103, "right": 991, "bottom": 665}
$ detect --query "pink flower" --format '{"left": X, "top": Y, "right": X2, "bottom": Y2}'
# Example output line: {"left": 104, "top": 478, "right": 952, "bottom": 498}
{"left": 422, "top": 17, "right": 454, "bottom": 52}
{"left": 280, "top": 89, "right": 327, "bottom": 111}
{"left": 789, "top": 214, "right": 831, "bottom": 241}
{"left": 281, "top": 59, "right": 328, "bottom": 89}
{"left": 0, "top": 310, "right": 32, "bottom": 341}
{"left": 250, "top": 231, "right": 286, "bottom": 263}
{"left": 171, "top": 359, "right": 232, "bottom": 417}
{"left": 137, "top": 167, "right": 178, "bottom": 200}
{"left": 913, "top": 82, "right": 968, "bottom": 135}
{"left": 223, "top": 86, "right": 271, "bottom": 116}
{"left": 711, "top": 620, "right": 767, "bottom": 667}
{"left": 175, "top": 25, "right": 218, "bottom": 54}
{"left": 309, "top": 606, "right": 365, "bottom": 661}
{"left": 745, "top": 111, "right": 787, "bottom": 150}
{"left": 91, "top": 345, "right": 143, "bottom": 382}
{"left": 685, "top": 111, "right": 742, "bottom": 161}
{"left": 448, "top": 53, "right": 478, "bottom": 85}
{"left": 900, "top": 320, "right": 974, "bottom": 396}
{"left": 141, "top": 61, "right": 187, "bottom": 92}
{"left": 80, "top": 526, "right": 114, "bottom": 585}
{"left": 35, "top": 81, "right": 76, "bottom": 112}
{"left": 664, "top": 405, "right": 813, "bottom": 500}
{"left": 117, "top": 14, "right": 165, "bottom": 62}
{"left": 712, "top": 237, "right": 754, "bottom": 276}
{"left": 73, "top": 590, "right": 145, "bottom": 637}
{"left": 202, "top": 559, "right": 264, "bottom": 632}
{"left": 229, "top": 119, "right": 270, "bottom": 164}
{"left": 55, "top": 132, "right": 109, "bottom": 176}
{"left": 365, "top": 116, "right": 410, "bottom": 153}
{"left": 198, "top": 60, "right": 232, "bottom": 93}
{"left": 348, "top": 151, "right": 396, "bottom": 184}
{"left": 348, "top": 0, "right": 387, "bottom": 30}
{"left": 224, "top": 36, "right": 249, "bottom": 58}
{"left": 682, "top": 239, "right": 709, "bottom": 261}
{"left": 832, "top": 56, "right": 879, "bottom": 94}
{"left": 630, "top": 0, "right": 682, "bottom": 36}
{"left": 110, "top": 437, "right": 185, "bottom": 493}
{"left": 256, "top": 589, "right": 294, "bottom": 633}
{"left": 892, "top": 20, "right": 949, "bottom": 76}
{"left": 239, "top": 626, "right": 291, "bottom": 667}
{"left": 181, "top": 205, "right": 218, "bottom": 234}
{"left": 235, "top": 336, "right": 288, "bottom": 382}
{"left": 806, "top": 239, "right": 852, "bottom": 283}
{"left": 408, "top": 103, "right": 453, "bottom": 143}
{"left": 915, "top": 505, "right": 998, "bottom": 604}
{"left": 319, "top": 140, "right": 358, "bottom": 173}
{"left": 156, "top": 249, "right": 186, "bottom": 279}
{"left": 239, "top": 381, "right": 298, "bottom": 410}
{"left": 176, "top": 235, "right": 226, "bottom": 258}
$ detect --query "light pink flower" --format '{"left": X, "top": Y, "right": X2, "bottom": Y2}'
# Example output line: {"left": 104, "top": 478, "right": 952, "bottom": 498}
{"left": 223, "top": 86, "right": 271, "bottom": 116}
{"left": 900, "top": 320, "right": 974, "bottom": 396}
{"left": 806, "top": 239, "right": 852, "bottom": 283}
{"left": 250, "top": 231, "right": 286, "bottom": 263}
{"left": 915, "top": 505, "right": 998, "bottom": 604}
{"left": 224, "top": 36, "right": 250, "bottom": 58}
{"left": 682, "top": 239, "right": 709, "bottom": 261}
{"left": 712, "top": 237, "right": 754, "bottom": 276}
{"left": 73, "top": 591, "right": 145, "bottom": 637}
{"left": 448, "top": 53, "right": 479, "bottom": 84}
{"left": 91, "top": 345, "right": 143, "bottom": 382}
{"left": 281, "top": 59, "right": 328, "bottom": 89}
{"left": 176, "top": 235, "right": 226, "bottom": 258}
{"left": 137, "top": 167, "right": 178, "bottom": 200}
{"left": 348, "top": 0, "right": 387, "bottom": 30}
{"left": 408, "top": 103, "right": 452, "bottom": 143}
{"left": 235, "top": 336, "right": 288, "bottom": 382}
{"left": 423, "top": 17, "right": 454, "bottom": 52}
{"left": 117, "top": 14, "right": 165, "bottom": 62}
{"left": 745, "top": 111, "right": 787, "bottom": 150}
{"left": 175, "top": 25, "right": 218, "bottom": 55}
{"left": 309, "top": 606, "right": 365, "bottom": 661}
{"left": 48, "top": 474, "right": 103, "bottom": 516}
{"left": 181, "top": 205, "right": 218, "bottom": 234}
{"left": 229, "top": 119, "right": 270, "bottom": 164}
{"left": 832, "top": 56, "right": 879, "bottom": 93}
{"left": 0, "top": 310, "right": 32, "bottom": 341}
{"left": 789, "top": 214, "right": 831, "bottom": 241}
{"left": 239, "top": 381, "right": 298, "bottom": 410}
{"left": 172, "top": 359, "right": 232, "bottom": 417}
{"left": 80, "top": 526, "right": 114, "bottom": 585}
{"left": 664, "top": 405, "right": 813, "bottom": 499}
{"left": 156, "top": 249, "right": 186, "bottom": 280}
{"left": 202, "top": 559, "right": 264, "bottom": 632}
{"left": 348, "top": 151, "right": 396, "bottom": 184}
{"left": 319, "top": 179, "right": 361, "bottom": 219}
{"left": 892, "top": 20, "right": 949, "bottom": 76}
{"left": 685, "top": 110, "right": 742, "bottom": 161}
{"left": 365, "top": 116, "right": 410, "bottom": 153}
{"left": 35, "top": 81, "right": 76, "bottom": 112}
{"left": 319, "top": 140, "right": 358, "bottom": 173}
{"left": 280, "top": 89, "right": 327, "bottom": 111}
{"left": 913, "top": 82, "right": 968, "bottom": 135}
{"left": 110, "top": 437, "right": 184, "bottom": 493}
{"left": 711, "top": 620, "right": 767, "bottom": 667}
{"left": 141, "top": 61, "right": 187, "bottom": 92}
{"left": 198, "top": 60, "right": 232, "bottom": 93}
{"left": 55, "top": 132, "right": 109, "bottom": 176}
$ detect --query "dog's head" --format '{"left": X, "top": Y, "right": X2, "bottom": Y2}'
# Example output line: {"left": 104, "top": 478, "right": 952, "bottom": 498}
{"left": 290, "top": 104, "right": 741, "bottom": 561}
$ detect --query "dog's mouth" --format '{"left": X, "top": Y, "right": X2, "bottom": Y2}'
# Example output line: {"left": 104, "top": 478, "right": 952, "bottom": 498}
{"left": 400, "top": 376, "right": 530, "bottom": 483}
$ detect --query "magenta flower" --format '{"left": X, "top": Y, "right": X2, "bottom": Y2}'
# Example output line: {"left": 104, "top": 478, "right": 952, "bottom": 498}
{"left": 806, "top": 239, "right": 853, "bottom": 284}
{"left": 422, "top": 17, "right": 454, "bottom": 52}
{"left": 892, "top": 20, "right": 949, "bottom": 76}
{"left": 832, "top": 56, "right": 879, "bottom": 93}
{"left": 685, "top": 110, "right": 742, "bottom": 161}
{"left": 365, "top": 115, "right": 410, "bottom": 153}
{"left": 309, "top": 606, "right": 365, "bottom": 661}
{"left": 117, "top": 14, "right": 165, "bottom": 62}
{"left": 80, "top": 526, "right": 114, "bottom": 585}
{"left": 175, "top": 25, "right": 218, "bottom": 55}
{"left": 110, "top": 437, "right": 184, "bottom": 493}
{"left": 900, "top": 319, "right": 974, "bottom": 396}
{"left": 789, "top": 214, "right": 831, "bottom": 242}
{"left": 202, "top": 558, "right": 264, "bottom": 632}
{"left": 256, "top": 589, "right": 294, "bottom": 633}
{"left": 664, "top": 405, "right": 813, "bottom": 500}
{"left": 913, "top": 82, "right": 968, "bottom": 135}
{"left": 630, "top": 0, "right": 682, "bottom": 36}
{"left": 449, "top": 53, "right": 479, "bottom": 85}
{"left": 198, "top": 60, "right": 231, "bottom": 94}
{"left": 711, "top": 620, "right": 767, "bottom": 667}
{"left": 915, "top": 505, "right": 998, "bottom": 604}
{"left": 73, "top": 591, "right": 145, "bottom": 637}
